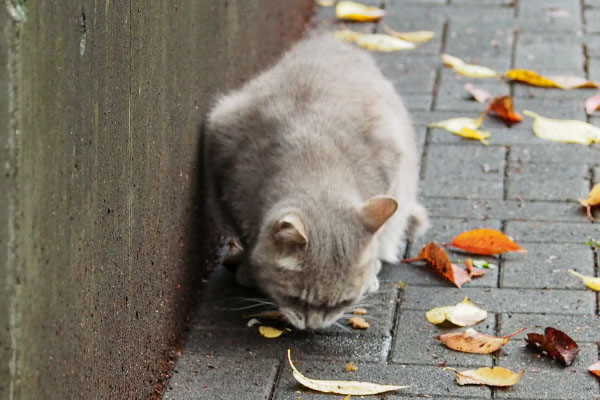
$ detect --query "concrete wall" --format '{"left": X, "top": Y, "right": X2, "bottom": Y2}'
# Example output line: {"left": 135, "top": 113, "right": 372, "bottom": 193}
{"left": 0, "top": 1, "right": 312, "bottom": 398}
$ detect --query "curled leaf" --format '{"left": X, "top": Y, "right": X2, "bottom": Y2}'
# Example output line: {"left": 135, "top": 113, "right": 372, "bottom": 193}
{"left": 428, "top": 117, "right": 489, "bottom": 144}
{"left": 334, "top": 30, "right": 415, "bottom": 51}
{"left": 524, "top": 110, "right": 600, "bottom": 145}
{"left": 404, "top": 242, "right": 471, "bottom": 287}
{"left": 568, "top": 269, "right": 600, "bottom": 291}
{"left": 448, "top": 228, "right": 526, "bottom": 255}
{"left": 346, "top": 362, "right": 358, "bottom": 372}
{"left": 287, "top": 349, "right": 408, "bottom": 395}
{"left": 584, "top": 93, "right": 600, "bottom": 115}
{"left": 445, "top": 366, "right": 524, "bottom": 387}
{"left": 259, "top": 325, "right": 289, "bottom": 338}
{"left": 336, "top": 1, "right": 385, "bottom": 22}
{"left": 465, "top": 258, "right": 485, "bottom": 278}
{"left": 578, "top": 182, "right": 600, "bottom": 222}
{"left": 426, "top": 297, "right": 487, "bottom": 327}
{"left": 486, "top": 95, "right": 523, "bottom": 124}
{"left": 349, "top": 316, "right": 370, "bottom": 329}
{"left": 442, "top": 54, "right": 499, "bottom": 78}
{"left": 464, "top": 83, "right": 492, "bottom": 103}
{"left": 589, "top": 362, "right": 600, "bottom": 378}
{"left": 382, "top": 25, "right": 435, "bottom": 43}
{"left": 437, "top": 327, "right": 527, "bottom": 354}
{"left": 506, "top": 69, "right": 598, "bottom": 89}
{"left": 526, "top": 327, "right": 580, "bottom": 366}
{"left": 353, "top": 308, "right": 367, "bottom": 315}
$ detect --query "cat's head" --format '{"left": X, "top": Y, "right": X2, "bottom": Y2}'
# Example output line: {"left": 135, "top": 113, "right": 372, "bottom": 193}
{"left": 250, "top": 196, "right": 397, "bottom": 330}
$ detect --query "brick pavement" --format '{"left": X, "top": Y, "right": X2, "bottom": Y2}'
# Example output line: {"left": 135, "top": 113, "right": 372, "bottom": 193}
{"left": 164, "top": 1, "right": 600, "bottom": 399}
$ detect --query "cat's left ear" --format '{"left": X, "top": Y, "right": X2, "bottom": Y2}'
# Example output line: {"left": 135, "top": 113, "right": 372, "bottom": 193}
{"left": 274, "top": 214, "right": 308, "bottom": 246}
{"left": 360, "top": 196, "right": 398, "bottom": 233}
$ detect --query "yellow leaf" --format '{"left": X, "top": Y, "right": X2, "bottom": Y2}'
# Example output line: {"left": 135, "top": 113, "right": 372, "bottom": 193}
{"left": 259, "top": 325, "right": 287, "bottom": 338}
{"left": 568, "top": 269, "right": 600, "bottom": 291}
{"left": 459, "top": 127, "right": 490, "bottom": 145}
{"left": 523, "top": 110, "right": 600, "bottom": 145}
{"left": 425, "top": 297, "right": 487, "bottom": 327}
{"left": 315, "top": 0, "right": 334, "bottom": 6}
{"left": 453, "top": 64, "right": 500, "bottom": 78}
{"left": 334, "top": 31, "right": 415, "bottom": 51}
{"left": 442, "top": 53, "right": 466, "bottom": 68}
{"left": 437, "top": 327, "right": 527, "bottom": 354}
{"left": 578, "top": 182, "right": 600, "bottom": 221}
{"left": 336, "top": 1, "right": 385, "bottom": 22}
{"left": 445, "top": 366, "right": 524, "bottom": 387}
{"left": 346, "top": 362, "right": 358, "bottom": 372}
{"left": 506, "top": 69, "right": 598, "bottom": 89}
{"left": 428, "top": 117, "right": 489, "bottom": 144}
{"left": 287, "top": 350, "right": 409, "bottom": 395}
{"left": 383, "top": 25, "right": 435, "bottom": 43}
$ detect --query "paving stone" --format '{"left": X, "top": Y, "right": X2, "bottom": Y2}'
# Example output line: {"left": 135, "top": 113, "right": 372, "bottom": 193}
{"left": 586, "top": 8, "right": 600, "bottom": 33}
{"left": 510, "top": 96, "right": 587, "bottom": 121}
{"left": 421, "top": 144, "right": 506, "bottom": 199}
{"left": 584, "top": 35, "right": 600, "bottom": 58}
{"left": 501, "top": 242, "right": 595, "bottom": 289}
{"left": 496, "top": 341, "right": 599, "bottom": 399}
{"left": 506, "top": 162, "right": 589, "bottom": 201}
{"left": 505, "top": 221, "right": 599, "bottom": 243}
{"left": 435, "top": 69, "right": 510, "bottom": 112}
{"left": 391, "top": 309, "right": 496, "bottom": 367}
{"left": 400, "top": 286, "right": 596, "bottom": 314}
{"left": 383, "top": 4, "right": 446, "bottom": 55}
{"left": 404, "top": 93, "right": 433, "bottom": 111}
{"left": 445, "top": 8, "right": 515, "bottom": 70}
{"left": 586, "top": 0, "right": 600, "bottom": 7}
{"left": 509, "top": 144, "right": 600, "bottom": 165}
{"left": 452, "top": 0, "right": 514, "bottom": 4}
{"left": 424, "top": 198, "right": 584, "bottom": 222}
{"left": 498, "top": 312, "right": 600, "bottom": 342}
{"left": 163, "top": 354, "right": 279, "bottom": 400}
{"left": 589, "top": 56, "right": 600, "bottom": 82}
{"left": 375, "top": 53, "right": 438, "bottom": 94}
{"left": 518, "top": 0, "right": 582, "bottom": 33}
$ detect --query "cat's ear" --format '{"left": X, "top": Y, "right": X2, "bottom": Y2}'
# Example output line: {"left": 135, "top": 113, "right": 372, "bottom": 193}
{"left": 274, "top": 214, "right": 308, "bottom": 246}
{"left": 360, "top": 196, "right": 398, "bottom": 233}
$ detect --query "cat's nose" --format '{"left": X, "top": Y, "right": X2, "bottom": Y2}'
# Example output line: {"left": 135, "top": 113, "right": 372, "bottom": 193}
{"left": 306, "top": 310, "right": 325, "bottom": 330}
{"left": 282, "top": 308, "right": 306, "bottom": 329}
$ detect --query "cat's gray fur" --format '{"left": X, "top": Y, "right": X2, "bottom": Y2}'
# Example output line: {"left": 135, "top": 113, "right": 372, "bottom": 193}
{"left": 205, "top": 32, "right": 428, "bottom": 330}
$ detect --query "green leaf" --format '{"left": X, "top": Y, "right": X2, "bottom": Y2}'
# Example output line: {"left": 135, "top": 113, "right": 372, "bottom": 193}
{"left": 472, "top": 259, "right": 497, "bottom": 269}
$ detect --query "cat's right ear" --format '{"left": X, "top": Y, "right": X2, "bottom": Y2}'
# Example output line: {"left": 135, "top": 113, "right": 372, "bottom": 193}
{"left": 274, "top": 214, "right": 308, "bottom": 246}
{"left": 360, "top": 196, "right": 398, "bottom": 233}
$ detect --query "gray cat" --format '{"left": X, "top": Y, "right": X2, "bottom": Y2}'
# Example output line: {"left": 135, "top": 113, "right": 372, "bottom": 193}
{"left": 205, "top": 32, "right": 428, "bottom": 330}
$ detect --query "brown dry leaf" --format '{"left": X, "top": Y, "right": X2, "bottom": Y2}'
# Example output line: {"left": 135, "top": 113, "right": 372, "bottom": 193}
{"left": 336, "top": 1, "right": 385, "bottom": 22}
{"left": 506, "top": 69, "right": 598, "bottom": 89}
{"left": 589, "top": 362, "right": 600, "bottom": 378}
{"left": 584, "top": 93, "right": 600, "bottom": 115}
{"left": 437, "top": 327, "right": 527, "bottom": 354}
{"left": 346, "top": 362, "right": 358, "bottom": 372}
{"left": 526, "top": 327, "right": 580, "bottom": 366}
{"left": 464, "top": 83, "right": 492, "bottom": 103}
{"left": 353, "top": 308, "right": 367, "bottom": 315}
{"left": 578, "top": 182, "right": 600, "bottom": 221}
{"left": 287, "top": 350, "right": 409, "bottom": 395}
{"left": 349, "top": 317, "right": 370, "bottom": 329}
{"left": 382, "top": 25, "right": 435, "bottom": 43}
{"left": 403, "top": 242, "right": 472, "bottom": 287}
{"left": 445, "top": 366, "right": 524, "bottom": 387}
{"left": 448, "top": 228, "right": 526, "bottom": 255}
{"left": 486, "top": 95, "right": 523, "bottom": 125}
{"left": 425, "top": 297, "right": 487, "bottom": 326}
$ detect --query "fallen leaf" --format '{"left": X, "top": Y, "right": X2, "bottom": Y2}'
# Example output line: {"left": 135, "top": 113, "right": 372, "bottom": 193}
{"left": 334, "top": 30, "right": 415, "bottom": 51}
{"left": 445, "top": 366, "right": 524, "bottom": 387}
{"left": 437, "top": 327, "right": 527, "bottom": 354}
{"left": 568, "top": 269, "right": 600, "bottom": 291}
{"left": 448, "top": 228, "right": 526, "bottom": 255}
{"left": 346, "top": 362, "right": 358, "bottom": 372}
{"left": 523, "top": 110, "right": 600, "bottom": 145}
{"left": 353, "top": 308, "right": 367, "bottom": 315}
{"left": 382, "top": 25, "right": 435, "bottom": 43}
{"left": 588, "top": 361, "right": 600, "bottom": 378}
{"left": 336, "top": 1, "right": 385, "bottom": 22}
{"left": 526, "top": 327, "right": 580, "bottom": 366}
{"left": 465, "top": 259, "right": 486, "bottom": 278}
{"left": 578, "top": 182, "right": 600, "bottom": 221}
{"left": 403, "top": 242, "right": 471, "bottom": 287}
{"left": 584, "top": 93, "right": 600, "bottom": 115}
{"left": 426, "top": 297, "right": 487, "bottom": 326}
{"left": 287, "top": 349, "right": 408, "bottom": 395}
{"left": 506, "top": 69, "right": 598, "bottom": 89}
{"left": 472, "top": 259, "right": 497, "bottom": 269}
{"left": 259, "top": 325, "right": 289, "bottom": 338}
{"left": 464, "top": 83, "right": 492, "bottom": 103}
{"left": 315, "top": 0, "right": 334, "bottom": 6}
{"left": 428, "top": 116, "right": 489, "bottom": 144}
{"left": 441, "top": 54, "right": 499, "bottom": 78}
{"left": 349, "top": 316, "right": 370, "bottom": 329}
{"left": 486, "top": 96, "right": 523, "bottom": 124}
{"left": 247, "top": 318, "right": 261, "bottom": 327}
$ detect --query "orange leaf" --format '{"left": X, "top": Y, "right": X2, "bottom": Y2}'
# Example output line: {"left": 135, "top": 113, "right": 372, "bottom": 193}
{"left": 404, "top": 242, "right": 470, "bottom": 287}
{"left": 437, "top": 327, "right": 527, "bottom": 354}
{"left": 486, "top": 96, "right": 522, "bottom": 125}
{"left": 465, "top": 258, "right": 485, "bottom": 278}
{"left": 448, "top": 229, "right": 526, "bottom": 255}
{"left": 589, "top": 362, "right": 600, "bottom": 378}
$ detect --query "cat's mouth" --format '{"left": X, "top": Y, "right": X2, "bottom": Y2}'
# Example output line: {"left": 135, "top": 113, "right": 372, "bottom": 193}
{"left": 279, "top": 305, "right": 347, "bottom": 330}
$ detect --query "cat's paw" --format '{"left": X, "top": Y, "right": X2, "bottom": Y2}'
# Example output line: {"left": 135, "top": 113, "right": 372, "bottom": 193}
{"left": 366, "top": 274, "right": 380, "bottom": 293}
